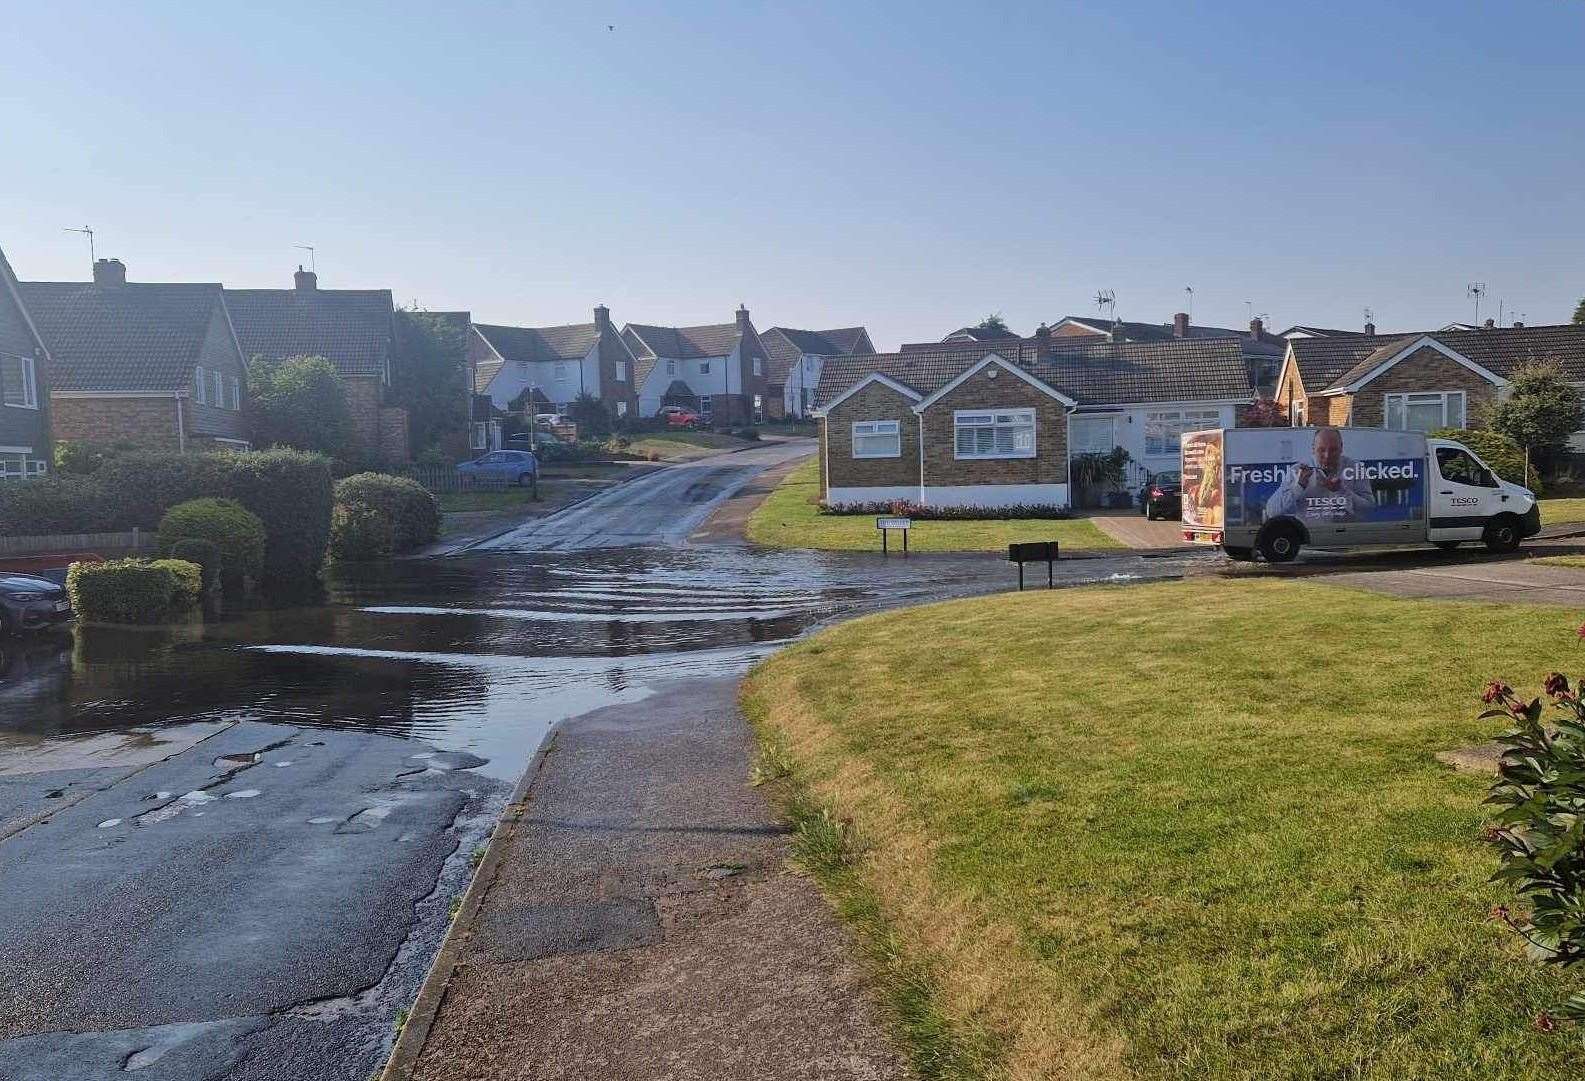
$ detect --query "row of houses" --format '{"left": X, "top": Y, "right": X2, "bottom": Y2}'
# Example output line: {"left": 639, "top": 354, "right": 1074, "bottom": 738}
{"left": 812, "top": 316, "right": 1585, "bottom": 511}
{"left": 0, "top": 251, "right": 406, "bottom": 468}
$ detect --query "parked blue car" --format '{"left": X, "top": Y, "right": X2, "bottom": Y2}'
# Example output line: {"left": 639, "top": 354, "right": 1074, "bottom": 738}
{"left": 456, "top": 449, "right": 539, "bottom": 487}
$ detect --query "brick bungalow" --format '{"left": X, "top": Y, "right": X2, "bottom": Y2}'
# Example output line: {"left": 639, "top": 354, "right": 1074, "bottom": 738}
{"left": 0, "top": 243, "right": 54, "bottom": 478}
{"left": 760, "top": 326, "right": 873, "bottom": 419}
{"left": 624, "top": 306, "right": 772, "bottom": 425}
{"left": 469, "top": 305, "right": 640, "bottom": 423}
{"left": 20, "top": 259, "right": 248, "bottom": 453}
{"left": 226, "top": 269, "right": 408, "bottom": 462}
{"left": 1274, "top": 323, "right": 1585, "bottom": 439}
{"left": 814, "top": 329, "right": 1253, "bottom": 508}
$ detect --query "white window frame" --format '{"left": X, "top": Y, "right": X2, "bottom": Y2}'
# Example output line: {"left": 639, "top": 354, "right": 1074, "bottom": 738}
{"left": 1144, "top": 408, "right": 1221, "bottom": 457}
{"left": 212, "top": 370, "right": 224, "bottom": 409}
{"left": 1289, "top": 398, "right": 1306, "bottom": 426}
{"left": 953, "top": 408, "right": 1036, "bottom": 460}
{"left": 617, "top": 400, "right": 629, "bottom": 417}
{"left": 753, "top": 357, "right": 763, "bottom": 377}
{"left": 753, "top": 393, "right": 764, "bottom": 424}
{"left": 851, "top": 419, "right": 901, "bottom": 459}
{"left": 194, "top": 366, "right": 207, "bottom": 405}
{"left": 1069, "top": 414, "right": 1118, "bottom": 455}
{"left": 553, "top": 362, "right": 569, "bottom": 383}
{"left": 1385, "top": 390, "right": 1465, "bottom": 432}
{"left": 615, "top": 361, "right": 628, "bottom": 383}
{"left": 700, "top": 395, "right": 713, "bottom": 418}
{"left": 666, "top": 359, "right": 677, "bottom": 375}
{"left": 0, "top": 352, "right": 37, "bottom": 409}
{"left": 699, "top": 361, "right": 711, "bottom": 376}
{"left": 469, "top": 421, "right": 489, "bottom": 450}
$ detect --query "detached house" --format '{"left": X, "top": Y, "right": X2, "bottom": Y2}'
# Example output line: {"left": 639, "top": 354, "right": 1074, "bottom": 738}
{"left": 226, "top": 269, "right": 407, "bottom": 462}
{"left": 0, "top": 244, "right": 53, "bottom": 478}
{"left": 760, "top": 326, "right": 874, "bottom": 419}
{"left": 469, "top": 305, "right": 639, "bottom": 422}
{"left": 624, "top": 306, "right": 772, "bottom": 425}
{"left": 1276, "top": 322, "right": 1585, "bottom": 438}
{"left": 814, "top": 327, "right": 1253, "bottom": 509}
{"left": 21, "top": 259, "right": 248, "bottom": 453}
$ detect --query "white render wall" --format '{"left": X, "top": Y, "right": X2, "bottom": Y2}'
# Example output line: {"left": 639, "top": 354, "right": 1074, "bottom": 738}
{"left": 1069, "top": 401, "right": 1243, "bottom": 474}
{"left": 484, "top": 344, "right": 601, "bottom": 411}
{"left": 637, "top": 344, "right": 746, "bottom": 417}
{"left": 782, "top": 354, "right": 825, "bottom": 418}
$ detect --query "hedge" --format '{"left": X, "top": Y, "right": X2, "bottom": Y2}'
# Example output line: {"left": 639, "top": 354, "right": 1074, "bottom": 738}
{"left": 169, "top": 538, "right": 222, "bottom": 591}
{"left": 333, "top": 473, "right": 439, "bottom": 552}
{"left": 820, "top": 499, "right": 1073, "bottom": 520}
{"left": 328, "top": 503, "right": 395, "bottom": 561}
{"left": 67, "top": 558, "right": 202, "bottom": 625}
{"left": 157, "top": 498, "right": 265, "bottom": 585}
{"left": 0, "top": 449, "right": 333, "bottom": 590}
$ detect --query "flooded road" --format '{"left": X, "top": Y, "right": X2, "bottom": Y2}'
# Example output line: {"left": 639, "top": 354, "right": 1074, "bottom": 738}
{"left": 0, "top": 440, "right": 1203, "bottom": 1080}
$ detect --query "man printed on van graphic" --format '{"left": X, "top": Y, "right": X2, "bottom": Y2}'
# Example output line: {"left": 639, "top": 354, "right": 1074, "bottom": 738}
{"left": 1262, "top": 426, "right": 1375, "bottom": 523}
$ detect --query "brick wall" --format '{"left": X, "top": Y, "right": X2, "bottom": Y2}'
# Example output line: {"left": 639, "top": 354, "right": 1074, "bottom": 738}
{"left": 1053, "top": 323, "right": 1102, "bottom": 338}
{"left": 345, "top": 375, "right": 384, "bottom": 454}
{"left": 824, "top": 382, "right": 921, "bottom": 493}
{"left": 1348, "top": 346, "right": 1499, "bottom": 428}
{"left": 379, "top": 406, "right": 410, "bottom": 463}
{"left": 919, "top": 368, "right": 1068, "bottom": 486}
{"left": 1274, "top": 360, "right": 1306, "bottom": 422}
{"left": 51, "top": 396, "right": 181, "bottom": 451}
{"left": 597, "top": 331, "right": 640, "bottom": 419}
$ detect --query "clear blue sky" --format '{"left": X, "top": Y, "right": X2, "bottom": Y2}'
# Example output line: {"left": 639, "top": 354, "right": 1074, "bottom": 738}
{"left": 4, "top": 1, "right": 1583, "bottom": 349}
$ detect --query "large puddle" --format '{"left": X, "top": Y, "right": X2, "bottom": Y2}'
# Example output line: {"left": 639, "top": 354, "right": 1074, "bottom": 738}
{"left": 0, "top": 545, "right": 1193, "bottom": 782}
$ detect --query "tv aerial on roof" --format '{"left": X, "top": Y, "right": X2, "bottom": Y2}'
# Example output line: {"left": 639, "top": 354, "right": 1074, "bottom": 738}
{"left": 1094, "top": 289, "right": 1116, "bottom": 320}
{"left": 1466, "top": 282, "right": 1487, "bottom": 324}
{"left": 63, "top": 225, "right": 95, "bottom": 264}
{"left": 294, "top": 244, "right": 317, "bottom": 272}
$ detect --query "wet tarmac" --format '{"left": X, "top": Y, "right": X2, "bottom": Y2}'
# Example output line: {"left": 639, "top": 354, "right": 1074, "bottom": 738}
{"left": 0, "top": 441, "right": 1205, "bottom": 1079}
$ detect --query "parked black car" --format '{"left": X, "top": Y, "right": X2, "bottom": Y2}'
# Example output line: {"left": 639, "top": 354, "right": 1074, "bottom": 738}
{"left": 1139, "top": 470, "right": 1183, "bottom": 521}
{"left": 0, "top": 572, "right": 73, "bottom": 635}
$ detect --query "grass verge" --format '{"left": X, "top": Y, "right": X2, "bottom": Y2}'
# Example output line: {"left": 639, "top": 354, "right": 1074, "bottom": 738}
{"left": 1540, "top": 498, "right": 1585, "bottom": 526}
{"left": 741, "top": 577, "right": 1581, "bottom": 1080}
{"left": 437, "top": 488, "right": 536, "bottom": 513}
{"left": 621, "top": 431, "right": 754, "bottom": 461}
{"left": 745, "top": 459, "right": 1123, "bottom": 553}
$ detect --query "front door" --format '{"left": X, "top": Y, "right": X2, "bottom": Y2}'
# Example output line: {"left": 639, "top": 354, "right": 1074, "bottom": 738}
{"left": 1428, "top": 445, "right": 1502, "bottom": 541}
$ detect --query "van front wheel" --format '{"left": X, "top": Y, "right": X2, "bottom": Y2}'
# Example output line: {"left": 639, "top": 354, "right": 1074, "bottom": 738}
{"left": 1483, "top": 515, "right": 1522, "bottom": 554}
{"left": 1258, "top": 523, "right": 1302, "bottom": 564}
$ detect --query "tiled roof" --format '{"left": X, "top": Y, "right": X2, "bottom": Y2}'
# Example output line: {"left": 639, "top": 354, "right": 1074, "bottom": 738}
{"left": 226, "top": 288, "right": 395, "bottom": 378}
{"left": 0, "top": 246, "right": 50, "bottom": 365}
{"left": 761, "top": 326, "right": 873, "bottom": 384}
{"left": 816, "top": 337, "right": 1252, "bottom": 411}
{"left": 18, "top": 281, "right": 229, "bottom": 392}
{"left": 1285, "top": 335, "right": 1409, "bottom": 394}
{"left": 1045, "top": 315, "right": 1288, "bottom": 356}
{"left": 943, "top": 325, "right": 1019, "bottom": 342}
{"left": 623, "top": 321, "right": 745, "bottom": 388}
{"left": 1313, "top": 324, "right": 1585, "bottom": 392}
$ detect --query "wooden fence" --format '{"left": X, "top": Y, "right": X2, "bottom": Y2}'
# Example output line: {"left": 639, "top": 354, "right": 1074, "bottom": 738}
{"left": 399, "top": 466, "right": 511, "bottom": 495}
{"left": 0, "top": 529, "right": 158, "bottom": 557}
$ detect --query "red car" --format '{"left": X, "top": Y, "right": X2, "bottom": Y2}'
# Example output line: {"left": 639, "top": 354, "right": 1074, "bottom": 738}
{"left": 658, "top": 405, "right": 701, "bottom": 429}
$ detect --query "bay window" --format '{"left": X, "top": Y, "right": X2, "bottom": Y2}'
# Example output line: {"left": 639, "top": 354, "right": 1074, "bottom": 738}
{"left": 1385, "top": 391, "right": 1464, "bottom": 432}
{"left": 851, "top": 419, "right": 900, "bottom": 458}
{"left": 954, "top": 409, "right": 1035, "bottom": 459}
{"left": 1144, "top": 408, "right": 1220, "bottom": 457}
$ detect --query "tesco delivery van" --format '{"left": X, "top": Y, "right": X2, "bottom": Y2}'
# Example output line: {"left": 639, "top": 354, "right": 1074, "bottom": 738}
{"left": 1178, "top": 425, "right": 1540, "bottom": 562}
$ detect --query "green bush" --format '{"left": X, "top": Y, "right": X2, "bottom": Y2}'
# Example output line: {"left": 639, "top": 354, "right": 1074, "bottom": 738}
{"left": 1430, "top": 427, "right": 1542, "bottom": 493}
{"left": 333, "top": 473, "right": 439, "bottom": 552}
{"left": 93, "top": 453, "right": 230, "bottom": 530}
{"left": 328, "top": 503, "right": 395, "bottom": 561}
{"left": 219, "top": 449, "right": 333, "bottom": 589}
{"left": 157, "top": 498, "right": 266, "bottom": 585}
{"left": 66, "top": 558, "right": 202, "bottom": 624}
{"left": 168, "top": 538, "right": 222, "bottom": 591}
{"left": 0, "top": 476, "right": 108, "bottom": 534}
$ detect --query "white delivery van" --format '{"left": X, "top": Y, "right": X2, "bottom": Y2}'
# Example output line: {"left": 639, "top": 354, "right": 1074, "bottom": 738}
{"left": 1179, "top": 426, "right": 1539, "bottom": 562}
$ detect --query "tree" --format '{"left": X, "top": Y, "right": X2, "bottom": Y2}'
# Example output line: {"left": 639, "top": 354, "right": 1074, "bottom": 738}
{"left": 1573, "top": 297, "right": 1585, "bottom": 325}
{"left": 567, "top": 392, "right": 613, "bottom": 441}
{"left": 1239, "top": 396, "right": 1288, "bottom": 427}
{"left": 976, "top": 313, "right": 1009, "bottom": 332}
{"left": 393, "top": 310, "right": 468, "bottom": 456}
{"left": 1487, "top": 362, "right": 1584, "bottom": 477}
{"left": 245, "top": 355, "right": 352, "bottom": 457}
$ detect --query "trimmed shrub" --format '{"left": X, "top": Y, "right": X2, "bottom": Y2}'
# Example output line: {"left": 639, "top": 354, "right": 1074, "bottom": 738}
{"left": 1430, "top": 427, "right": 1542, "bottom": 494}
{"left": 157, "top": 498, "right": 265, "bottom": 585}
{"left": 169, "top": 538, "right": 222, "bottom": 591}
{"left": 220, "top": 449, "right": 334, "bottom": 588}
{"left": 333, "top": 473, "right": 440, "bottom": 551}
{"left": 328, "top": 503, "right": 395, "bottom": 562}
{"left": 93, "top": 453, "right": 231, "bottom": 530}
{"left": 0, "top": 476, "right": 108, "bottom": 535}
{"left": 66, "top": 558, "right": 202, "bottom": 625}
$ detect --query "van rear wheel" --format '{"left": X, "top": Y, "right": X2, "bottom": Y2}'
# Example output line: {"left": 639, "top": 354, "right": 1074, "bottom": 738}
{"left": 1258, "top": 523, "right": 1302, "bottom": 564}
{"left": 1483, "top": 515, "right": 1522, "bottom": 554}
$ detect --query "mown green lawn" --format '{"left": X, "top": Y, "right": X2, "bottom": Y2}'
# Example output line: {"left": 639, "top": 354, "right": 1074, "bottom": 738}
{"left": 437, "top": 488, "right": 536, "bottom": 513}
{"left": 742, "top": 578, "right": 1581, "bottom": 1080}
{"left": 1540, "top": 497, "right": 1585, "bottom": 526}
{"left": 620, "top": 430, "right": 753, "bottom": 461}
{"left": 744, "top": 459, "right": 1122, "bottom": 552}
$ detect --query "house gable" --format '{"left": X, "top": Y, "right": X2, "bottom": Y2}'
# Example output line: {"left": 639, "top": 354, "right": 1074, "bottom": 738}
{"left": 822, "top": 378, "right": 922, "bottom": 496}
{"left": 917, "top": 359, "right": 1069, "bottom": 489}
{"left": 1341, "top": 344, "right": 1504, "bottom": 429}
{"left": 814, "top": 372, "right": 922, "bottom": 415}
{"left": 1330, "top": 335, "right": 1506, "bottom": 394}
{"left": 913, "top": 354, "right": 1077, "bottom": 412}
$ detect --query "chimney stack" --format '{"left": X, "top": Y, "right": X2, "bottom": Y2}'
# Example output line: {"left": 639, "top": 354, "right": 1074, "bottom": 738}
{"left": 92, "top": 258, "right": 126, "bottom": 286}
{"left": 1108, "top": 321, "right": 1126, "bottom": 344}
{"left": 1248, "top": 317, "right": 1264, "bottom": 340}
{"left": 1033, "top": 322, "right": 1052, "bottom": 361}
{"left": 1172, "top": 312, "right": 1189, "bottom": 338}
{"left": 294, "top": 265, "right": 318, "bottom": 291}
{"left": 735, "top": 303, "right": 751, "bottom": 331}
{"left": 593, "top": 304, "right": 611, "bottom": 331}
{"left": 1483, "top": 318, "right": 1495, "bottom": 329}
{"left": 1513, "top": 321, "right": 1525, "bottom": 328}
